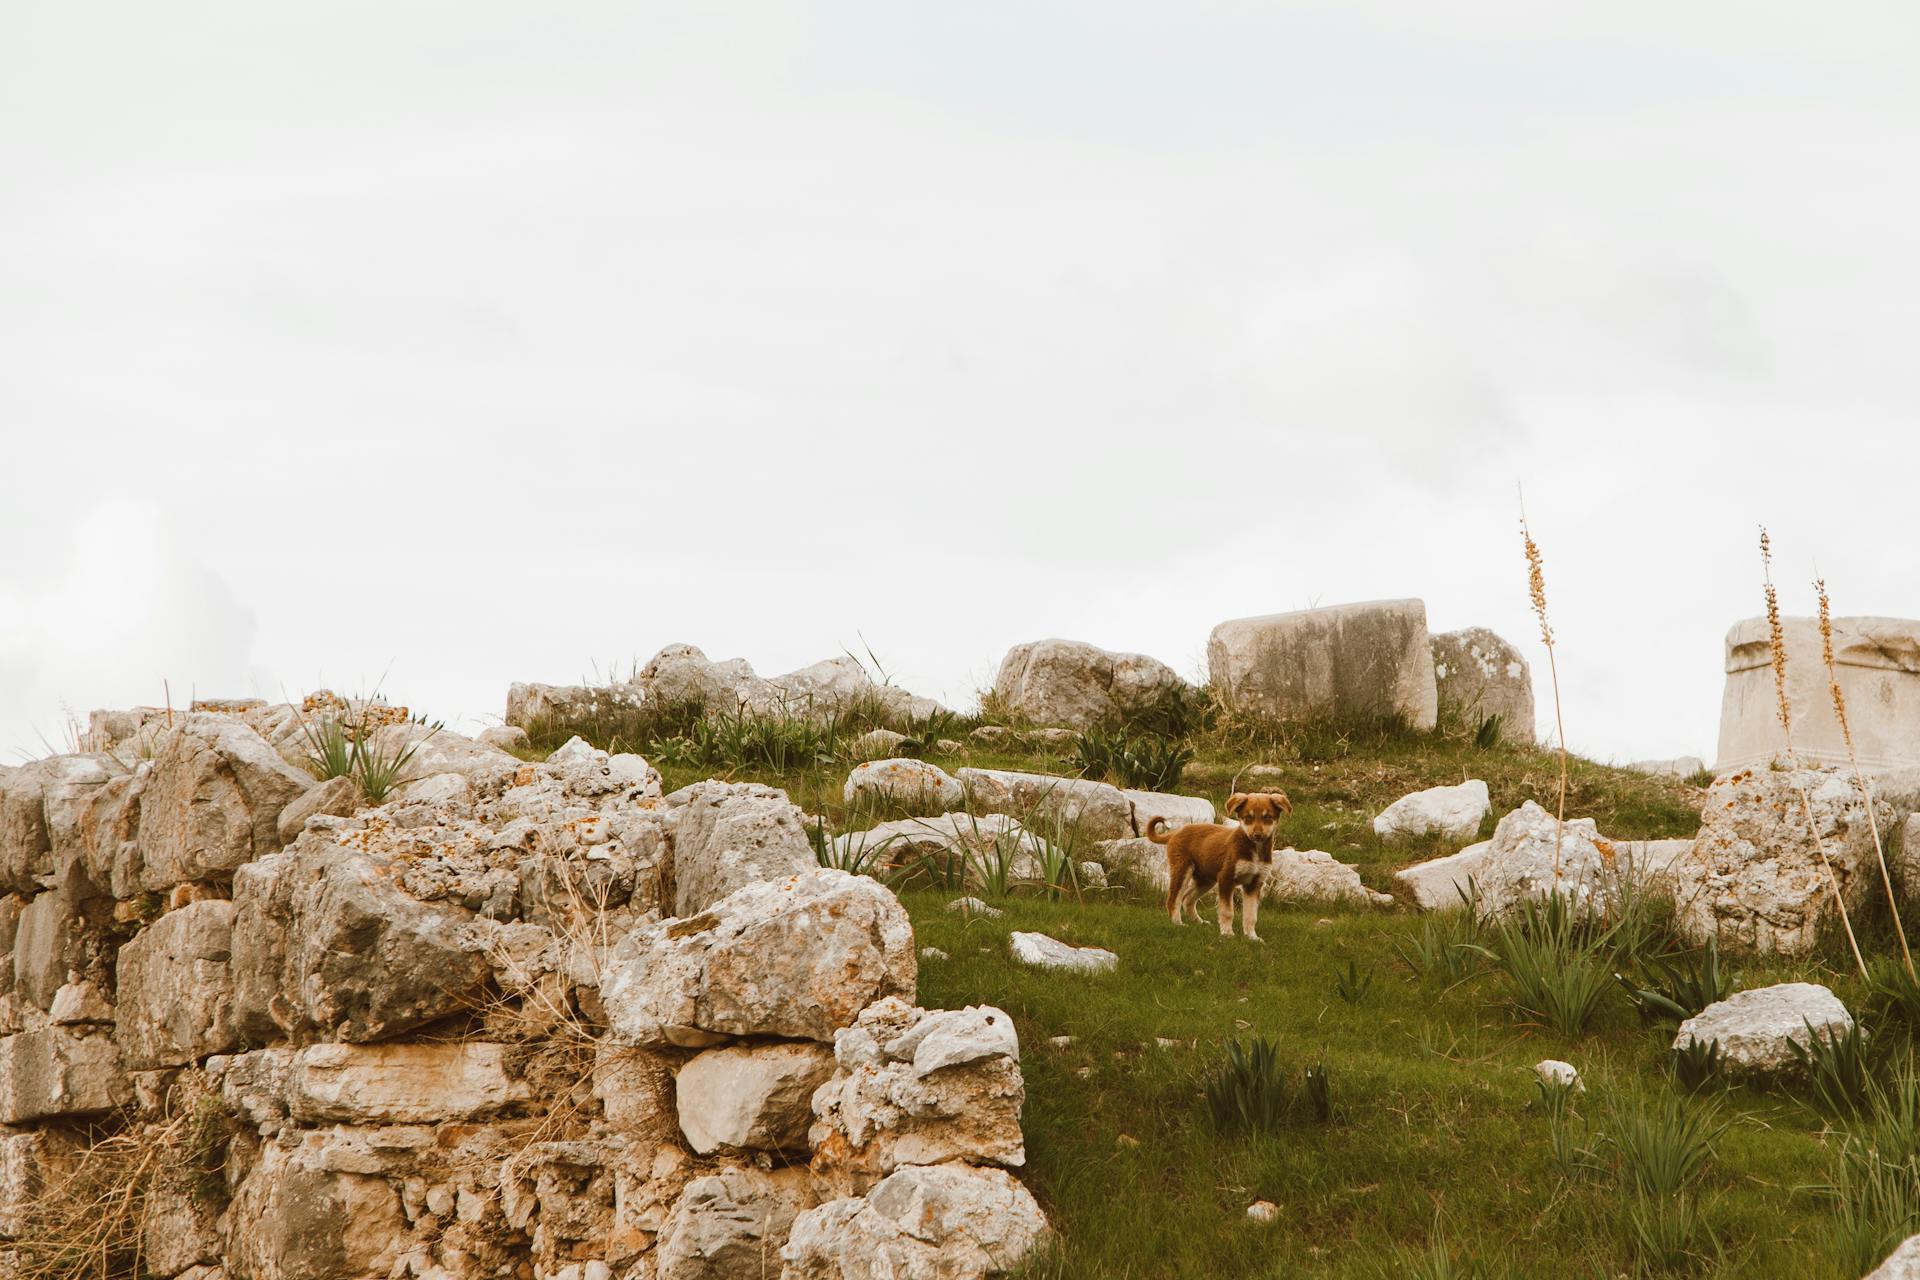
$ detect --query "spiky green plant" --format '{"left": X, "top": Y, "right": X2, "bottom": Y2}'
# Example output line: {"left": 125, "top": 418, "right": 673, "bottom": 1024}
{"left": 1204, "top": 1037, "right": 1290, "bottom": 1137}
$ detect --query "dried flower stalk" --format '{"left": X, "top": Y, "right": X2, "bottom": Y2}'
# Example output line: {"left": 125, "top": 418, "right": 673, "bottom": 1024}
{"left": 1521, "top": 502, "right": 1567, "bottom": 879}
{"left": 1817, "top": 578, "right": 1912, "bottom": 978}
{"left": 1760, "top": 528, "right": 1866, "bottom": 979}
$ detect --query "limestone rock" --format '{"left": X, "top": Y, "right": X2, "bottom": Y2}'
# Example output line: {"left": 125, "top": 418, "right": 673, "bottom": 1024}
{"left": 945, "top": 897, "right": 1004, "bottom": 919}
{"left": 133, "top": 718, "right": 313, "bottom": 891}
{"left": 0, "top": 753, "right": 128, "bottom": 894}
{"left": 1431, "top": 628, "right": 1534, "bottom": 741}
{"left": 286, "top": 1042, "right": 526, "bottom": 1123}
{"left": 49, "top": 980, "right": 114, "bottom": 1025}
{"left": 674, "top": 1041, "right": 836, "bottom": 1154}
{"left": 1373, "top": 780, "right": 1491, "bottom": 842}
{"left": 1469, "top": 801, "right": 1623, "bottom": 919}
{"left": 1392, "top": 841, "right": 1494, "bottom": 911}
{"left": 479, "top": 724, "right": 532, "bottom": 751}
{"left": 989, "top": 639, "right": 1186, "bottom": 731}
{"left": 1627, "top": 756, "right": 1707, "bottom": 779}
{"left": 230, "top": 836, "right": 493, "bottom": 1044}
{"left": 1208, "top": 599, "right": 1439, "bottom": 729}
{"left": 274, "top": 774, "right": 361, "bottom": 846}
{"left": 1534, "top": 1060, "right": 1582, "bottom": 1092}
{"left": 636, "top": 644, "right": 945, "bottom": 724}
{"left": 13, "top": 892, "right": 82, "bottom": 1010}
{"left": 655, "top": 1165, "right": 816, "bottom": 1280}
{"left": 0, "top": 1027, "right": 129, "bottom": 1122}
{"left": 505, "top": 680, "right": 646, "bottom": 731}
{"left": 1096, "top": 837, "right": 1171, "bottom": 893}
{"left": 832, "top": 814, "right": 1049, "bottom": 886}
{"left": 809, "top": 999, "right": 1025, "bottom": 1192}
{"left": 1716, "top": 614, "right": 1920, "bottom": 774}
{"left": 843, "top": 760, "right": 964, "bottom": 817}
{"left": 225, "top": 1134, "right": 410, "bottom": 1280}
{"left": 1672, "top": 767, "right": 1890, "bottom": 954}
{"left": 114, "top": 899, "right": 237, "bottom": 1069}
{"left": 602, "top": 869, "right": 916, "bottom": 1048}
{"left": 952, "top": 768, "right": 1205, "bottom": 841}
{"left": 0, "top": 1127, "right": 76, "bottom": 1235}
{"left": 1008, "top": 932, "right": 1116, "bottom": 974}
{"left": 851, "top": 729, "right": 909, "bottom": 761}
{"left": 668, "top": 781, "right": 816, "bottom": 918}
{"left": 781, "top": 1164, "right": 1050, "bottom": 1280}
{"left": 1268, "top": 849, "right": 1393, "bottom": 907}
{"left": 1673, "top": 983, "right": 1853, "bottom": 1074}
{"left": 1867, "top": 1236, "right": 1920, "bottom": 1280}
{"left": 1122, "top": 789, "right": 1214, "bottom": 832}
{"left": 1247, "top": 1200, "right": 1280, "bottom": 1225}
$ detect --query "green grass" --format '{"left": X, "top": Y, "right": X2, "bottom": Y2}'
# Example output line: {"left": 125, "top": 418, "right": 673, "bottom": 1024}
{"left": 527, "top": 696, "right": 1892, "bottom": 1276}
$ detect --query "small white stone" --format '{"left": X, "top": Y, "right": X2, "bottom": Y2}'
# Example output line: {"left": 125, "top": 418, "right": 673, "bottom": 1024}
{"left": 920, "top": 947, "right": 949, "bottom": 961}
{"left": 1247, "top": 1200, "right": 1280, "bottom": 1225}
{"left": 1009, "top": 931, "right": 1118, "bottom": 975}
{"left": 1534, "top": 1060, "right": 1582, "bottom": 1092}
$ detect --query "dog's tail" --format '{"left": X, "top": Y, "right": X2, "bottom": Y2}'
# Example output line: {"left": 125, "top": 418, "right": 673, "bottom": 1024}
{"left": 1144, "top": 815, "right": 1172, "bottom": 845}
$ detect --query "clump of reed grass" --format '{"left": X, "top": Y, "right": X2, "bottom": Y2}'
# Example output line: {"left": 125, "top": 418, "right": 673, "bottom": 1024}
{"left": 1817, "top": 577, "right": 1913, "bottom": 979}
{"left": 1759, "top": 529, "right": 1867, "bottom": 979}
{"left": 1520, "top": 500, "right": 1568, "bottom": 881}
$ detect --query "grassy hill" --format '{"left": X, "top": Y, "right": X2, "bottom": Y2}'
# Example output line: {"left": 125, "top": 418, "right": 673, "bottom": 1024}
{"left": 525, "top": 698, "right": 1914, "bottom": 1278}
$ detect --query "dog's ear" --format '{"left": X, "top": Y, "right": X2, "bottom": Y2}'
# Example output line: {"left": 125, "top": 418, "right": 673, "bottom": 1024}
{"left": 1225, "top": 792, "right": 1248, "bottom": 819}
{"left": 1270, "top": 790, "right": 1294, "bottom": 816}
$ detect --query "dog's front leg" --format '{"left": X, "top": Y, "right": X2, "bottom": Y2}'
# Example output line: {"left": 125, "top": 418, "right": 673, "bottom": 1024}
{"left": 1242, "top": 878, "right": 1263, "bottom": 942}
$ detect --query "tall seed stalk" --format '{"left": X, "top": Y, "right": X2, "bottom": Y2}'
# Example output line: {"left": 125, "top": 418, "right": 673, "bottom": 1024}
{"left": 1760, "top": 529, "right": 1867, "bottom": 979}
{"left": 1817, "top": 578, "right": 1914, "bottom": 978}
{"left": 1521, "top": 505, "right": 1568, "bottom": 880}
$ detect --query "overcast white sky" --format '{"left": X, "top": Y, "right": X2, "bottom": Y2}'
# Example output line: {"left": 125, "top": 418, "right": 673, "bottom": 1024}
{"left": 5, "top": 2, "right": 1919, "bottom": 765}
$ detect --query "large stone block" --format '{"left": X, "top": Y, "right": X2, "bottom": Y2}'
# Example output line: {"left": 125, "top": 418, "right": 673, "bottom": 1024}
{"left": 667, "top": 781, "right": 816, "bottom": 918}
{"left": 0, "top": 1028, "right": 128, "bottom": 1122}
{"left": 225, "top": 1135, "right": 409, "bottom": 1280}
{"left": 1430, "top": 627, "right": 1534, "bottom": 740}
{"left": 602, "top": 868, "right": 916, "bottom": 1048}
{"left": 1716, "top": 614, "right": 1920, "bottom": 774}
{"left": 989, "top": 639, "right": 1187, "bottom": 731}
{"left": 781, "top": 1164, "right": 1050, "bottom": 1280}
{"left": 230, "top": 836, "right": 492, "bottom": 1043}
{"left": 0, "top": 755, "right": 127, "bottom": 895}
{"left": 674, "top": 1041, "right": 835, "bottom": 1155}
{"left": 1208, "top": 599, "right": 1438, "bottom": 729}
{"left": 114, "top": 900, "right": 237, "bottom": 1070}
{"left": 12, "top": 893, "right": 81, "bottom": 1011}
{"left": 133, "top": 718, "right": 313, "bottom": 891}
{"left": 286, "top": 1042, "right": 526, "bottom": 1124}
{"left": 655, "top": 1165, "right": 816, "bottom": 1280}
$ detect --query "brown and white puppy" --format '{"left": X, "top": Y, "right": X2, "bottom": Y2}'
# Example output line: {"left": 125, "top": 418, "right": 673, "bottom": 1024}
{"left": 1145, "top": 791, "right": 1293, "bottom": 942}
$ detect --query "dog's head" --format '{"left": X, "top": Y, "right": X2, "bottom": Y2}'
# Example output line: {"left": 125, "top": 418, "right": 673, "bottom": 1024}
{"left": 1224, "top": 790, "right": 1292, "bottom": 842}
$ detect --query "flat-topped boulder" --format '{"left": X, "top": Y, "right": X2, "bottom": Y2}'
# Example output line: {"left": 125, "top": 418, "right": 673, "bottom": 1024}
{"left": 990, "top": 639, "right": 1187, "bottom": 731}
{"left": 1716, "top": 614, "right": 1920, "bottom": 773}
{"left": 1208, "top": 599, "right": 1439, "bottom": 729}
{"left": 1431, "top": 628, "right": 1534, "bottom": 741}
{"left": 844, "top": 759, "right": 965, "bottom": 816}
{"left": 953, "top": 767, "right": 1209, "bottom": 841}
{"left": 1673, "top": 983, "right": 1852, "bottom": 1074}
{"left": 1373, "top": 780, "right": 1490, "bottom": 842}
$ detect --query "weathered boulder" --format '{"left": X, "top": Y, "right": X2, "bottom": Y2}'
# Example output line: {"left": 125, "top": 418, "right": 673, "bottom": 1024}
{"left": 479, "top": 724, "right": 531, "bottom": 751}
{"left": 132, "top": 718, "right": 313, "bottom": 891}
{"left": 602, "top": 869, "right": 916, "bottom": 1048}
{"left": 0, "top": 1127, "right": 76, "bottom": 1236}
{"left": 1673, "top": 983, "right": 1853, "bottom": 1074}
{"left": 13, "top": 892, "right": 82, "bottom": 1010}
{"left": 506, "top": 679, "right": 647, "bottom": 730}
{"left": 286, "top": 1042, "right": 526, "bottom": 1123}
{"left": 1208, "top": 599, "right": 1439, "bottom": 729}
{"left": 953, "top": 768, "right": 1206, "bottom": 841}
{"left": 1268, "top": 850, "right": 1394, "bottom": 907}
{"left": 674, "top": 1041, "right": 837, "bottom": 1155}
{"left": 633, "top": 645, "right": 946, "bottom": 724}
{"left": 667, "top": 781, "right": 816, "bottom": 917}
{"left": 1868, "top": 1236, "right": 1920, "bottom": 1280}
{"left": 1094, "top": 837, "right": 1171, "bottom": 892}
{"left": 655, "top": 1165, "right": 816, "bottom": 1280}
{"left": 0, "top": 753, "right": 128, "bottom": 893}
{"left": 1716, "top": 614, "right": 1920, "bottom": 773}
{"left": 1372, "top": 780, "right": 1490, "bottom": 842}
{"left": 851, "top": 728, "right": 910, "bottom": 761}
{"left": 1392, "top": 841, "right": 1493, "bottom": 910}
{"left": 274, "top": 774, "right": 360, "bottom": 846}
{"left": 781, "top": 1164, "right": 1050, "bottom": 1280}
{"left": 989, "top": 639, "right": 1186, "bottom": 731}
{"left": 224, "top": 1133, "right": 410, "bottom": 1280}
{"left": 844, "top": 760, "right": 965, "bottom": 817}
{"left": 1627, "top": 756, "right": 1707, "bottom": 779}
{"left": 1672, "top": 767, "right": 1889, "bottom": 954}
{"left": 1008, "top": 932, "right": 1116, "bottom": 974}
{"left": 833, "top": 814, "right": 1048, "bottom": 887}
{"left": 809, "top": 998, "right": 1025, "bottom": 1191}
{"left": 1431, "top": 628, "right": 1534, "bottom": 740}
{"left": 0, "top": 1027, "right": 128, "bottom": 1122}
{"left": 230, "top": 835, "right": 493, "bottom": 1044}
{"left": 114, "top": 899, "right": 237, "bottom": 1069}
{"left": 1468, "top": 801, "right": 1623, "bottom": 919}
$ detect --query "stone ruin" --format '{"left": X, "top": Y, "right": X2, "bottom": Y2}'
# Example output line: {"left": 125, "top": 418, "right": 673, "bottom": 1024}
{"left": 0, "top": 699, "right": 1047, "bottom": 1280}
{"left": 1715, "top": 613, "right": 1920, "bottom": 774}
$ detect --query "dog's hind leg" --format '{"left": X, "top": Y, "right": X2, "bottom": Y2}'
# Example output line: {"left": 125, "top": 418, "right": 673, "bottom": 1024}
{"left": 1166, "top": 861, "right": 1189, "bottom": 924}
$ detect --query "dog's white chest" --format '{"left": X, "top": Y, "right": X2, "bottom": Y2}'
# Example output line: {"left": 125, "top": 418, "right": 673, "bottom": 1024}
{"left": 1226, "top": 858, "right": 1266, "bottom": 887}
